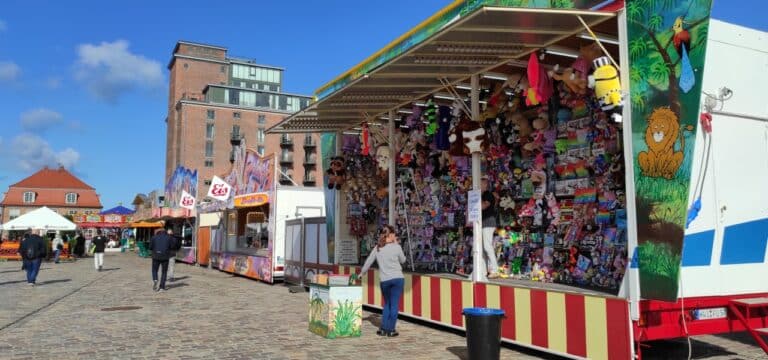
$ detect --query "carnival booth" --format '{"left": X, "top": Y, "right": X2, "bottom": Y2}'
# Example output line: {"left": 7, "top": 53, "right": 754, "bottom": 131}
{"left": 268, "top": 1, "right": 768, "bottom": 359}
{"left": 200, "top": 140, "right": 326, "bottom": 283}
{"left": 0, "top": 206, "right": 78, "bottom": 260}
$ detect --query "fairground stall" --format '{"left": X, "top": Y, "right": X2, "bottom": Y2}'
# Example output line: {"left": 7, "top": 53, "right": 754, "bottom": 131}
{"left": 268, "top": 1, "right": 768, "bottom": 358}
{"left": 161, "top": 166, "right": 198, "bottom": 264}
{"left": 0, "top": 206, "right": 78, "bottom": 260}
{"left": 196, "top": 139, "right": 325, "bottom": 282}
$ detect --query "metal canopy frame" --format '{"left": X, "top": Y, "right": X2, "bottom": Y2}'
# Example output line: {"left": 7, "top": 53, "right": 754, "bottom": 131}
{"left": 268, "top": 4, "right": 618, "bottom": 134}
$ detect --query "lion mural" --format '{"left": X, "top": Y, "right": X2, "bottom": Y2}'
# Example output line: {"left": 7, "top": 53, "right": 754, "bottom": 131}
{"left": 638, "top": 107, "right": 685, "bottom": 179}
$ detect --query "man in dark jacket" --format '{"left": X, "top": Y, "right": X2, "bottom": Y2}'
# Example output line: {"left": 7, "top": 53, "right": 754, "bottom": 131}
{"left": 19, "top": 229, "right": 46, "bottom": 286}
{"left": 149, "top": 228, "right": 173, "bottom": 292}
{"left": 74, "top": 232, "right": 86, "bottom": 257}
{"left": 91, "top": 230, "right": 107, "bottom": 272}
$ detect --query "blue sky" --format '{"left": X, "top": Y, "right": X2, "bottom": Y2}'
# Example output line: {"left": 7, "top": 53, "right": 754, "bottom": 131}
{"left": 0, "top": 0, "right": 764, "bottom": 209}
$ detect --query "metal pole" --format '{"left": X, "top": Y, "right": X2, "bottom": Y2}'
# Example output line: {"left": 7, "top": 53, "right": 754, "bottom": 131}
{"left": 470, "top": 74, "right": 486, "bottom": 283}
{"left": 388, "top": 110, "right": 396, "bottom": 226}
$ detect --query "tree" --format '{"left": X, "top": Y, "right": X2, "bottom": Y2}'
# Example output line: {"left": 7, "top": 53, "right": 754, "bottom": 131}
{"left": 629, "top": 0, "right": 710, "bottom": 116}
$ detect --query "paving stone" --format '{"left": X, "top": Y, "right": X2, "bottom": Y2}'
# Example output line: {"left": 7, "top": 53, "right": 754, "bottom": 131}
{"left": 1, "top": 253, "right": 764, "bottom": 359}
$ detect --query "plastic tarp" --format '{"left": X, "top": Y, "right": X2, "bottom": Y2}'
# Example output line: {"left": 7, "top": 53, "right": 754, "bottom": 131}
{"left": 0, "top": 206, "right": 77, "bottom": 231}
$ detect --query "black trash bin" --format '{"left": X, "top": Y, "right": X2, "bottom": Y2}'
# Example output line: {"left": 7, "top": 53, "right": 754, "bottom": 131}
{"left": 463, "top": 307, "right": 505, "bottom": 360}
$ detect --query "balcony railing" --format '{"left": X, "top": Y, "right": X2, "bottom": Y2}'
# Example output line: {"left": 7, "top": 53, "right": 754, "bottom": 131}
{"left": 280, "top": 155, "right": 294, "bottom": 164}
{"left": 303, "top": 175, "right": 316, "bottom": 184}
{"left": 304, "top": 157, "right": 317, "bottom": 165}
{"left": 303, "top": 137, "right": 316, "bottom": 147}
{"left": 181, "top": 92, "right": 204, "bottom": 101}
{"left": 280, "top": 175, "right": 294, "bottom": 183}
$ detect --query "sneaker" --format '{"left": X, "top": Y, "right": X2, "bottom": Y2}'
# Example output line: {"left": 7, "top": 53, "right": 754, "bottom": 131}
{"left": 153, "top": 280, "right": 158, "bottom": 291}
{"left": 376, "top": 329, "right": 385, "bottom": 336}
{"left": 158, "top": 288, "right": 166, "bottom": 293}
{"left": 28, "top": 282, "right": 35, "bottom": 286}
{"left": 386, "top": 331, "right": 399, "bottom": 337}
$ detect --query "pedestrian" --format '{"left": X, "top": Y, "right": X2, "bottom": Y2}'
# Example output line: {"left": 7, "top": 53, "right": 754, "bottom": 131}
{"left": 18, "top": 228, "right": 46, "bottom": 286}
{"left": 19, "top": 234, "right": 29, "bottom": 271}
{"left": 166, "top": 229, "right": 178, "bottom": 282}
{"left": 51, "top": 231, "right": 64, "bottom": 264}
{"left": 74, "top": 232, "right": 85, "bottom": 257}
{"left": 92, "top": 230, "right": 107, "bottom": 271}
{"left": 481, "top": 176, "right": 500, "bottom": 279}
{"left": 149, "top": 228, "right": 173, "bottom": 292}
{"left": 360, "top": 224, "right": 406, "bottom": 337}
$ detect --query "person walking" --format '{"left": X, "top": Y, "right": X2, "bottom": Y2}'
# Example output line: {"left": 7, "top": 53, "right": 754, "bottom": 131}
{"left": 74, "top": 232, "right": 86, "bottom": 257}
{"left": 360, "top": 224, "right": 406, "bottom": 337}
{"left": 149, "top": 228, "right": 173, "bottom": 292}
{"left": 166, "top": 229, "right": 178, "bottom": 282}
{"left": 92, "top": 230, "right": 107, "bottom": 271}
{"left": 19, "top": 229, "right": 46, "bottom": 286}
{"left": 51, "top": 231, "right": 64, "bottom": 264}
{"left": 481, "top": 176, "right": 500, "bottom": 279}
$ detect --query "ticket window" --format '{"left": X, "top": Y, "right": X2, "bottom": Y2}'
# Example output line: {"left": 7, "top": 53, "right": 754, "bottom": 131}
{"left": 235, "top": 210, "right": 269, "bottom": 256}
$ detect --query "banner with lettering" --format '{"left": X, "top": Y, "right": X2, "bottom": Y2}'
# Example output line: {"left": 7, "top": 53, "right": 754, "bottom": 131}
{"left": 180, "top": 190, "right": 196, "bottom": 210}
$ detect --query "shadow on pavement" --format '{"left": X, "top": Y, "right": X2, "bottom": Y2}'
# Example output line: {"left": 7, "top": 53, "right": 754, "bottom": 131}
{"left": 38, "top": 279, "right": 72, "bottom": 285}
{"left": 166, "top": 282, "right": 188, "bottom": 289}
{"left": 100, "top": 268, "right": 121, "bottom": 272}
{"left": 172, "top": 275, "right": 189, "bottom": 281}
{"left": 640, "top": 338, "right": 737, "bottom": 359}
{"left": 0, "top": 269, "right": 24, "bottom": 274}
{"left": 0, "top": 280, "right": 28, "bottom": 286}
{"left": 446, "top": 346, "right": 468, "bottom": 360}
{"left": 363, "top": 314, "right": 382, "bottom": 328}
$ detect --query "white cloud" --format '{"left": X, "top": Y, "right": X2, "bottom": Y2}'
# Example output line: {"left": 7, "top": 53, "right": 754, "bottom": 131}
{"left": 9, "top": 133, "right": 80, "bottom": 172}
{"left": 0, "top": 61, "right": 21, "bottom": 82}
{"left": 74, "top": 39, "right": 163, "bottom": 103}
{"left": 20, "top": 108, "right": 64, "bottom": 132}
{"left": 46, "top": 77, "right": 62, "bottom": 89}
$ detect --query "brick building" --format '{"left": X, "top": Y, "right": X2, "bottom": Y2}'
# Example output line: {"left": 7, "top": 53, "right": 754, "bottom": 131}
{"left": 0, "top": 166, "right": 103, "bottom": 223}
{"left": 166, "top": 41, "right": 319, "bottom": 197}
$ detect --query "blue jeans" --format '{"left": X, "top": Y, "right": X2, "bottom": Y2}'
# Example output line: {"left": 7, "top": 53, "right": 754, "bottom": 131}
{"left": 23, "top": 258, "right": 42, "bottom": 284}
{"left": 53, "top": 249, "right": 61, "bottom": 263}
{"left": 380, "top": 278, "right": 404, "bottom": 332}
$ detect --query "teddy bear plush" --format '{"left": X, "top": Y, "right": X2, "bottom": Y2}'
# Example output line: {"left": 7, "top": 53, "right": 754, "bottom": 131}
{"left": 326, "top": 156, "right": 346, "bottom": 190}
{"left": 448, "top": 117, "right": 487, "bottom": 156}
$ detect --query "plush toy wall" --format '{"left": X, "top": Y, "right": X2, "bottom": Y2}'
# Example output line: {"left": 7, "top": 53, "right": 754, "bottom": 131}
{"left": 339, "top": 54, "right": 629, "bottom": 291}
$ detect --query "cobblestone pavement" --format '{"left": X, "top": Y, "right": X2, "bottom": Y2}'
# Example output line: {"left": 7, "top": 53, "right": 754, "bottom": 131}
{"left": 0, "top": 254, "right": 764, "bottom": 360}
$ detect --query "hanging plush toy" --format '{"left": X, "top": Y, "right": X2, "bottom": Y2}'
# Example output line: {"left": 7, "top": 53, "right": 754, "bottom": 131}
{"left": 525, "top": 53, "right": 541, "bottom": 106}
{"left": 424, "top": 98, "right": 438, "bottom": 136}
{"left": 588, "top": 56, "right": 623, "bottom": 122}
{"left": 361, "top": 122, "right": 370, "bottom": 156}
{"left": 435, "top": 105, "right": 452, "bottom": 150}
{"left": 549, "top": 64, "right": 587, "bottom": 95}
{"left": 326, "top": 156, "right": 346, "bottom": 190}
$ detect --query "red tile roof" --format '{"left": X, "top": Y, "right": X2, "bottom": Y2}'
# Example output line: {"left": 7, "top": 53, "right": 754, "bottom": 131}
{"left": 11, "top": 166, "right": 94, "bottom": 189}
{"left": 1, "top": 167, "right": 102, "bottom": 208}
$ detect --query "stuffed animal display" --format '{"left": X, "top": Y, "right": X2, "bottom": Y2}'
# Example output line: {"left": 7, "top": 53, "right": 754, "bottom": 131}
{"left": 326, "top": 156, "right": 347, "bottom": 190}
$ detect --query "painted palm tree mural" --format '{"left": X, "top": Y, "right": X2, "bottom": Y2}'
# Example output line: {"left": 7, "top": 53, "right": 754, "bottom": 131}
{"left": 626, "top": 0, "right": 713, "bottom": 300}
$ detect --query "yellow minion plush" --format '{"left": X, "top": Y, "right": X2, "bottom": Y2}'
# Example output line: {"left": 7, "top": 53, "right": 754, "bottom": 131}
{"left": 588, "top": 56, "right": 623, "bottom": 121}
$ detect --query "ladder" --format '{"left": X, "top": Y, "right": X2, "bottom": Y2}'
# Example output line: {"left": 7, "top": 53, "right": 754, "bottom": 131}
{"left": 728, "top": 297, "right": 768, "bottom": 354}
{"left": 395, "top": 171, "right": 416, "bottom": 272}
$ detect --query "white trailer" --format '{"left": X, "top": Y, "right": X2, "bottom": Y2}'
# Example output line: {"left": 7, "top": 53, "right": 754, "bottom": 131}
{"left": 271, "top": 187, "right": 325, "bottom": 279}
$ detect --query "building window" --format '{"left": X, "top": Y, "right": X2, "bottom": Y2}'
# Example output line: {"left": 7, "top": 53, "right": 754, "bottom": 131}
{"left": 207, "top": 109, "right": 215, "bottom": 120}
{"left": 68, "top": 210, "right": 78, "bottom": 216}
{"left": 183, "top": 63, "right": 189, "bottom": 69}
{"left": 206, "top": 123, "right": 215, "bottom": 139}
{"left": 233, "top": 112, "right": 241, "bottom": 119}
{"left": 232, "top": 125, "right": 241, "bottom": 138}
{"left": 258, "top": 114, "right": 266, "bottom": 124}
{"left": 9, "top": 208, "right": 20, "bottom": 220}
{"left": 257, "top": 146, "right": 265, "bottom": 155}
{"left": 205, "top": 141, "right": 214, "bottom": 157}
{"left": 23, "top": 191, "right": 35, "bottom": 203}
{"left": 204, "top": 180, "right": 212, "bottom": 186}
{"left": 84, "top": 210, "right": 93, "bottom": 215}
{"left": 257, "top": 128, "right": 265, "bottom": 143}
{"left": 220, "top": 65, "right": 226, "bottom": 73}
{"left": 204, "top": 160, "right": 214, "bottom": 167}
{"left": 65, "top": 192, "right": 77, "bottom": 204}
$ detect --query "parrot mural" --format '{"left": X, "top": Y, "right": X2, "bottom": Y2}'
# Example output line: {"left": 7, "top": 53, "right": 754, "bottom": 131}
{"left": 673, "top": 16, "right": 695, "bottom": 93}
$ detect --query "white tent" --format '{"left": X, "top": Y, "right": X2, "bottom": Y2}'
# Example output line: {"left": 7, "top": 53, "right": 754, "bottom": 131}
{"left": 0, "top": 206, "right": 77, "bottom": 231}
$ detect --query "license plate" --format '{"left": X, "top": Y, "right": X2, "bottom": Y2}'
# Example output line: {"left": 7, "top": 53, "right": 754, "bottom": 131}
{"left": 692, "top": 307, "right": 728, "bottom": 320}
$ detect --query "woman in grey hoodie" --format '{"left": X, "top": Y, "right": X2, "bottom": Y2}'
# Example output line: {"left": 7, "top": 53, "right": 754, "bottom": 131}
{"left": 360, "top": 224, "right": 405, "bottom": 337}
